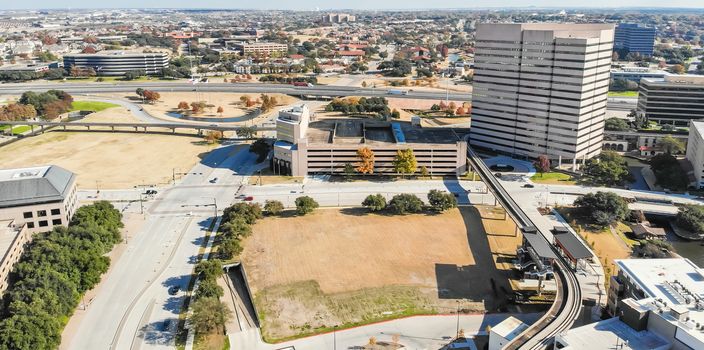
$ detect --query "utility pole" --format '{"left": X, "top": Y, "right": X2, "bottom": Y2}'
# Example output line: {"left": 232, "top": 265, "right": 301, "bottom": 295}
{"left": 333, "top": 325, "right": 337, "bottom": 350}
{"left": 456, "top": 300, "right": 461, "bottom": 339}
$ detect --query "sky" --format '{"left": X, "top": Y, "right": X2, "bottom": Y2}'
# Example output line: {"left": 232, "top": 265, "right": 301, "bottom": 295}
{"left": 6, "top": 0, "right": 704, "bottom": 10}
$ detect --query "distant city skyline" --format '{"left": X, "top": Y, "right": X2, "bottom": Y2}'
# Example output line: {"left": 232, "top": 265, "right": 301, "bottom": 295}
{"left": 5, "top": 0, "right": 704, "bottom": 10}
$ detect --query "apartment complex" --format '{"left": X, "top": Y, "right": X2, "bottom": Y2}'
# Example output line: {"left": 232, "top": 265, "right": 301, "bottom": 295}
{"left": 606, "top": 258, "right": 704, "bottom": 350}
{"left": 63, "top": 51, "right": 169, "bottom": 76}
{"left": 687, "top": 121, "right": 704, "bottom": 189}
{"left": 614, "top": 23, "right": 656, "bottom": 57}
{"left": 322, "top": 13, "right": 356, "bottom": 23}
{"left": 469, "top": 23, "right": 614, "bottom": 169}
{"left": 0, "top": 220, "right": 30, "bottom": 293}
{"left": 233, "top": 42, "right": 288, "bottom": 55}
{"left": 638, "top": 75, "right": 704, "bottom": 126}
{"left": 0, "top": 165, "right": 78, "bottom": 234}
{"left": 272, "top": 105, "right": 468, "bottom": 176}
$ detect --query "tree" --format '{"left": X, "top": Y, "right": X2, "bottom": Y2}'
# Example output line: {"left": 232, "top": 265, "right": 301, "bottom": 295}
{"left": 81, "top": 46, "right": 96, "bottom": 54}
{"left": 295, "top": 196, "right": 319, "bottom": 215}
{"left": 393, "top": 149, "right": 417, "bottom": 177}
{"left": 191, "top": 101, "right": 206, "bottom": 114}
{"left": 676, "top": 205, "right": 704, "bottom": 235}
{"left": 362, "top": 194, "right": 387, "bottom": 212}
{"left": 123, "top": 69, "right": 145, "bottom": 81}
{"left": 236, "top": 126, "right": 256, "bottom": 138}
{"left": 649, "top": 153, "right": 688, "bottom": 190}
{"left": 204, "top": 130, "right": 222, "bottom": 144}
{"left": 388, "top": 194, "right": 424, "bottom": 215}
{"left": 249, "top": 139, "right": 271, "bottom": 163}
{"left": 194, "top": 278, "right": 224, "bottom": 300}
{"left": 177, "top": 101, "right": 189, "bottom": 110}
{"left": 355, "top": 147, "right": 375, "bottom": 174}
{"left": 260, "top": 94, "right": 278, "bottom": 112}
{"left": 142, "top": 90, "right": 160, "bottom": 103}
{"left": 239, "top": 95, "right": 251, "bottom": 106}
{"left": 604, "top": 117, "right": 630, "bottom": 131}
{"left": 222, "top": 203, "right": 262, "bottom": 225}
{"left": 669, "top": 64, "right": 685, "bottom": 74}
{"left": 582, "top": 151, "right": 632, "bottom": 186}
{"left": 420, "top": 165, "right": 429, "bottom": 178}
{"left": 135, "top": 88, "right": 145, "bottom": 98}
{"left": 264, "top": 200, "right": 284, "bottom": 216}
{"left": 533, "top": 155, "right": 551, "bottom": 177}
{"left": 217, "top": 106, "right": 224, "bottom": 116}
{"left": 195, "top": 260, "right": 223, "bottom": 281}
{"left": 390, "top": 109, "right": 401, "bottom": 119}
{"left": 343, "top": 163, "right": 355, "bottom": 180}
{"left": 189, "top": 297, "right": 233, "bottom": 334}
{"left": 218, "top": 238, "right": 242, "bottom": 259}
{"left": 659, "top": 135, "right": 684, "bottom": 155}
{"left": 427, "top": 190, "right": 457, "bottom": 212}
{"left": 574, "top": 191, "right": 629, "bottom": 227}
{"left": 220, "top": 218, "right": 252, "bottom": 239}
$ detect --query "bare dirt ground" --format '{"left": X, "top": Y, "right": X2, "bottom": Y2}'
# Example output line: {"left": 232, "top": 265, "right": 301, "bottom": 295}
{"left": 241, "top": 206, "right": 520, "bottom": 341}
{"left": 97, "top": 92, "right": 298, "bottom": 124}
{"left": 80, "top": 106, "right": 144, "bottom": 123}
{"left": 0, "top": 131, "right": 212, "bottom": 189}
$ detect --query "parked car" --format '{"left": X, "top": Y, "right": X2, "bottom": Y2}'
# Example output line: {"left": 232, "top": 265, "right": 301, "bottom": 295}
{"left": 522, "top": 184, "right": 535, "bottom": 188}
{"left": 244, "top": 196, "right": 254, "bottom": 201}
{"left": 209, "top": 177, "right": 218, "bottom": 183}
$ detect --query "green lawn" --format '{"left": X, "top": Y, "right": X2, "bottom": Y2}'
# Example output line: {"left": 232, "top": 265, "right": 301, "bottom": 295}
{"left": 0, "top": 125, "right": 31, "bottom": 135}
{"left": 530, "top": 172, "right": 576, "bottom": 185}
{"left": 608, "top": 90, "right": 638, "bottom": 97}
{"left": 71, "top": 101, "right": 120, "bottom": 112}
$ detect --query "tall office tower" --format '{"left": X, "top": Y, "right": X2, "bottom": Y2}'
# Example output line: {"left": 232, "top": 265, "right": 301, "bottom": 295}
{"left": 614, "top": 23, "right": 656, "bottom": 57}
{"left": 469, "top": 23, "right": 614, "bottom": 168}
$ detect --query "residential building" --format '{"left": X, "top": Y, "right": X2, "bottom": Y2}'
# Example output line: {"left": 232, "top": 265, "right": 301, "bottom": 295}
{"left": 63, "top": 51, "right": 169, "bottom": 76}
{"left": 489, "top": 316, "right": 529, "bottom": 350}
{"left": 0, "top": 165, "right": 78, "bottom": 234}
{"left": 322, "top": 13, "right": 356, "bottom": 23}
{"left": 0, "top": 220, "right": 31, "bottom": 293}
{"left": 469, "top": 23, "right": 615, "bottom": 169}
{"left": 272, "top": 105, "right": 468, "bottom": 176}
{"left": 686, "top": 121, "right": 704, "bottom": 188}
{"left": 606, "top": 258, "right": 704, "bottom": 350}
{"left": 638, "top": 75, "right": 704, "bottom": 126}
{"left": 614, "top": 23, "right": 656, "bottom": 57}
{"left": 233, "top": 42, "right": 288, "bottom": 56}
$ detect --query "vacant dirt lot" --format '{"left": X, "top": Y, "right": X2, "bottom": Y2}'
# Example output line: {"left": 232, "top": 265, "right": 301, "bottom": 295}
{"left": 0, "top": 131, "right": 212, "bottom": 189}
{"left": 242, "top": 206, "right": 520, "bottom": 341}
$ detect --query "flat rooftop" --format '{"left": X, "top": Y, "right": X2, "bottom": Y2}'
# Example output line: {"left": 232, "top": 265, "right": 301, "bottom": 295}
{"left": 557, "top": 317, "right": 669, "bottom": 350}
{"left": 615, "top": 258, "right": 704, "bottom": 342}
{"left": 642, "top": 75, "right": 704, "bottom": 85}
{"left": 0, "top": 220, "right": 21, "bottom": 264}
{"left": 306, "top": 119, "right": 465, "bottom": 146}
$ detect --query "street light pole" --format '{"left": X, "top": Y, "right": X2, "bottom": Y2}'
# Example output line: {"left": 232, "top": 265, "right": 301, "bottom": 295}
{"left": 456, "top": 300, "right": 460, "bottom": 339}
{"left": 333, "top": 325, "right": 337, "bottom": 350}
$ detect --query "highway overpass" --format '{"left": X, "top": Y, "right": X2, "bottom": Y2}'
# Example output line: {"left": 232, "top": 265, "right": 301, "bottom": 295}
{"left": 0, "top": 120, "right": 274, "bottom": 135}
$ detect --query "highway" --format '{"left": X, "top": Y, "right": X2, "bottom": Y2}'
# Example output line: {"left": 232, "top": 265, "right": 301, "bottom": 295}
{"left": 465, "top": 148, "right": 582, "bottom": 350}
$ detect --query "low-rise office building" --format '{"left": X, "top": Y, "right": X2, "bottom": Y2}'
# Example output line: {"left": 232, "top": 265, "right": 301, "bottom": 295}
{"left": 63, "top": 51, "right": 169, "bottom": 76}
{"left": 611, "top": 67, "right": 669, "bottom": 83}
{"left": 233, "top": 42, "right": 288, "bottom": 56}
{"left": 607, "top": 258, "right": 704, "bottom": 350}
{"left": 638, "top": 75, "right": 704, "bottom": 126}
{"left": 0, "top": 220, "right": 30, "bottom": 293}
{"left": 0, "top": 165, "right": 78, "bottom": 234}
{"left": 272, "top": 105, "right": 468, "bottom": 176}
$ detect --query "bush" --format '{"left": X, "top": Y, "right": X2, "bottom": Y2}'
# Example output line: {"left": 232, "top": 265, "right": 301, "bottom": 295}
{"left": 582, "top": 151, "right": 632, "bottom": 186}
{"left": 427, "top": 190, "right": 457, "bottom": 212}
{"left": 362, "top": 194, "right": 387, "bottom": 212}
{"left": 573, "top": 191, "right": 629, "bottom": 227}
{"left": 264, "top": 200, "right": 284, "bottom": 216}
{"left": 388, "top": 194, "right": 424, "bottom": 215}
{"left": 295, "top": 196, "right": 319, "bottom": 215}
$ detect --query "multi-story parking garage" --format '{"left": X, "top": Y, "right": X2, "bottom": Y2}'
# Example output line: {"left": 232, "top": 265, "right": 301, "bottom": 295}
{"left": 63, "top": 51, "right": 169, "bottom": 76}
{"left": 272, "top": 105, "right": 468, "bottom": 176}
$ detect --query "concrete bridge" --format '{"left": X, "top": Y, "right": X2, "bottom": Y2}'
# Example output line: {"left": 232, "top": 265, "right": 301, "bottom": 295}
{"left": 0, "top": 120, "right": 274, "bottom": 136}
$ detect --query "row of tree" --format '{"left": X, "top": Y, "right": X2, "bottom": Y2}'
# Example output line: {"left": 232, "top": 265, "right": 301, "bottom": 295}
{"left": 325, "top": 97, "right": 391, "bottom": 119}
{"left": 351, "top": 147, "right": 430, "bottom": 178}
{"left": 0, "top": 201, "right": 123, "bottom": 350}
{"left": 362, "top": 190, "right": 457, "bottom": 215}
{"left": 18, "top": 90, "right": 73, "bottom": 119}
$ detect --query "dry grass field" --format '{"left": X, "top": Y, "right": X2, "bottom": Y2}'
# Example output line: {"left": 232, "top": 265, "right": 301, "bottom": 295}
{"left": 0, "top": 131, "right": 212, "bottom": 189}
{"left": 241, "top": 206, "right": 521, "bottom": 341}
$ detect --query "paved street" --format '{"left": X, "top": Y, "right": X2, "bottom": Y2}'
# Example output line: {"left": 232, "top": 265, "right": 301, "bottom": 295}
{"left": 62, "top": 142, "right": 258, "bottom": 350}
{"left": 230, "top": 313, "right": 542, "bottom": 350}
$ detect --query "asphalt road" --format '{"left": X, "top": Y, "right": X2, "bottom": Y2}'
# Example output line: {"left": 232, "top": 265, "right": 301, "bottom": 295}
{"left": 64, "top": 142, "right": 262, "bottom": 350}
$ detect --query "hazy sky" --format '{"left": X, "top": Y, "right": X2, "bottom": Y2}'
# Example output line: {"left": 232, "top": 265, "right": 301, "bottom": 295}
{"left": 7, "top": 0, "right": 704, "bottom": 10}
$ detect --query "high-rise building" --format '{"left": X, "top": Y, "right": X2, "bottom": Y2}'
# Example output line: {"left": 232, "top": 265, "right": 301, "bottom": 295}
{"left": 614, "top": 23, "right": 656, "bottom": 57}
{"left": 638, "top": 75, "right": 704, "bottom": 126}
{"left": 469, "top": 23, "right": 614, "bottom": 168}
{"left": 322, "top": 13, "right": 356, "bottom": 23}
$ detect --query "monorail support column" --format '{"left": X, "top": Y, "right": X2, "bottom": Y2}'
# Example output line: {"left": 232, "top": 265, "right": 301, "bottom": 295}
{"left": 111, "top": 126, "right": 115, "bottom": 132}
{"left": 30, "top": 125, "right": 34, "bottom": 133}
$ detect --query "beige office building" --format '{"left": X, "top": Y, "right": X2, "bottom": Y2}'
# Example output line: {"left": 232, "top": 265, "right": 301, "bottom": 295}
{"left": 272, "top": 105, "right": 467, "bottom": 176}
{"left": 0, "top": 220, "right": 30, "bottom": 293}
{"left": 0, "top": 165, "right": 78, "bottom": 234}
{"left": 469, "top": 23, "right": 615, "bottom": 169}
